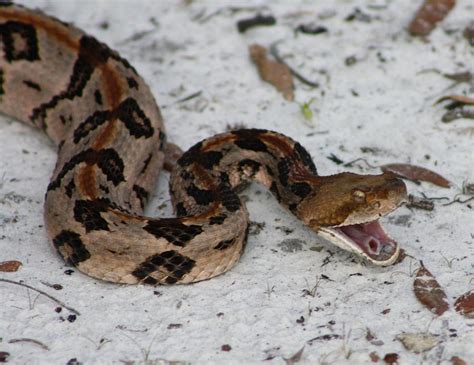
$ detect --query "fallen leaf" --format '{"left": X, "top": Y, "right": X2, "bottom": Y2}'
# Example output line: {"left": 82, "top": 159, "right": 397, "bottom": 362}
{"left": 396, "top": 332, "right": 439, "bottom": 353}
{"left": 454, "top": 290, "right": 474, "bottom": 318}
{"left": 369, "top": 352, "right": 380, "bottom": 362}
{"left": 408, "top": 0, "right": 456, "bottom": 36}
{"left": 381, "top": 163, "right": 451, "bottom": 188}
{"left": 383, "top": 353, "right": 399, "bottom": 365}
{"left": 435, "top": 95, "right": 474, "bottom": 105}
{"left": 451, "top": 355, "right": 467, "bottom": 365}
{"left": 249, "top": 44, "right": 294, "bottom": 101}
{"left": 413, "top": 261, "right": 449, "bottom": 316}
{"left": 283, "top": 346, "right": 304, "bottom": 365}
{"left": 0, "top": 260, "right": 22, "bottom": 272}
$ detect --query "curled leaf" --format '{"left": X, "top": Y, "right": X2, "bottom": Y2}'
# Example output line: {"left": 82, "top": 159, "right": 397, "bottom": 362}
{"left": 396, "top": 332, "right": 439, "bottom": 353}
{"left": 408, "top": 0, "right": 456, "bottom": 36}
{"left": 413, "top": 261, "right": 449, "bottom": 316}
{"left": 0, "top": 260, "right": 22, "bottom": 272}
{"left": 249, "top": 44, "right": 294, "bottom": 101}
{"left": 454, "top": 290, "right": 474, "bottom": 318}
{"left": 381, "top": 163, "right": 451, "bottom": 188}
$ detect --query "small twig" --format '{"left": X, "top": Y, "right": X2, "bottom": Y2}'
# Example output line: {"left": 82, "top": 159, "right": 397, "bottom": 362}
{"left": 342, "top": 158, "right": 377, "bottom": 169}
{"left": 0, "top": 279, "right": 80, "bottom": 315}
{"left": 8, "top": 338, "right": 50, "bottom": 351}
{"left": 270, "top": 41, "right": 319, "bottom": 88}
{"left": 196, "top": 6, "right": 268, "bottom": 24}
{"left": 176, "top": 90, "right": 202, "bottom": 104}
{"left": 442, "top": 196, "right": 474, "bottom": 206}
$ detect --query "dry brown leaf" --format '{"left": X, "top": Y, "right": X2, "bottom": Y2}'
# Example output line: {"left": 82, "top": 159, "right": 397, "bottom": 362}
{"left": 413, "top": 261, "right": 449, "bottom": 316}
{"left": 454, "top": 290, "right": 474, "bottom": 318}
{"left": 435, "top": 95, "right": 474, "bottom": 105}
{"left": 381, "top": 163, "right": 451, "bottom": 188}
{"left": 408, "top": 0, "right": 456, "bottom": 36}
{"left": 0, "top": 260, "right": 22, "bottom": 272}
{"left": 451, "top": 355, "right": 467, "bottom": 365}
{"left": 396, "top": 332, "right": 439, "bottom": 353}
{"left": 249, "top": 44, "right": 294, "bottom": 101}
{"left": 383, "top": 353, "right": 399, "bottom": 365}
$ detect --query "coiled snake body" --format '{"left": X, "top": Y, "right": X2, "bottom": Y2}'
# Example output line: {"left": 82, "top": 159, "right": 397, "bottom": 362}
{"left": 0, "top": 4, "right": 407, "bottom": 285}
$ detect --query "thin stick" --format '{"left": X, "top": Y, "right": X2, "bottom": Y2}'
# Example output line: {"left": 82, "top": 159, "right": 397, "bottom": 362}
{"left": 270, "top": 42, "right": 319, "bottom": 88}
{"left": 8, "top": 338, "right": 50, "bottom": 351}
{"left": 0, "top": 278, "right": 80, "bottom": 316}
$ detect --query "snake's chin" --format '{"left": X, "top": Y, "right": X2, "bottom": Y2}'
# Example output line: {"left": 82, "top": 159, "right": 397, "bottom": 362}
{"left": 317, "top": 220, "right": 400, "bottom": 266}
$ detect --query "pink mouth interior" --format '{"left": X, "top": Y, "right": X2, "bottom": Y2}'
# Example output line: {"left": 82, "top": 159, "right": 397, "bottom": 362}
{"left": 338, "top": 220, "right": 398, "bottom": 261}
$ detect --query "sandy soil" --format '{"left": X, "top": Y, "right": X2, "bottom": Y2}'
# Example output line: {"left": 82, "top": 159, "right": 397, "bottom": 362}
{"left": 1, "top": 1, "right": 473, "bottom": 364}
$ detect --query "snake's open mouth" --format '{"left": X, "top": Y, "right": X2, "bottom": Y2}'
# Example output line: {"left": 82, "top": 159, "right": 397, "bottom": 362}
{"left": 317, "top": 220, "right": 399, "bottom": 266}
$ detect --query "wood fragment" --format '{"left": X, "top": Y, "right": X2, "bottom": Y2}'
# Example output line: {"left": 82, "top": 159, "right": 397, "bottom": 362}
{"left": 408, "top": 0, "right": 456, "bottom": 36}
{"left": 0, "top": 278, "right": 80, "bottom": 316}
{"left": 249, "top": 44, "right": 294, "bottom": 101}
{"left": 0, "top": 260, "right": 22, "bottom": 272}
{"left": 413, "top": 261, "right": 449, "bottom": 316}
{"left": 454, "top": 290, "right": 474, "bottom": 318}
{"left": 381, "top": 163, "right": 451, "bottom": 188}
{"left": 237, "top": 14, "right": 276, "bottom": 33}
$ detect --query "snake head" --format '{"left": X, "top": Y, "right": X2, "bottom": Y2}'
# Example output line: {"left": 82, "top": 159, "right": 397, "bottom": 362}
{"left": 297, "top": 172, "right": 407, "bottom": 266}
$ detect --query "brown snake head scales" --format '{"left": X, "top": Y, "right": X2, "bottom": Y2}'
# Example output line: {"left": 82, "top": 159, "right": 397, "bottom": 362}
{"left": 0, "top": 4, "right": 408, "bottom": 284}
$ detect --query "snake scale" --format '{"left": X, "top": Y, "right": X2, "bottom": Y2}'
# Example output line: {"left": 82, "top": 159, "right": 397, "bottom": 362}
{"left": 0, "top": 4, "right": 407, "bottom": 285}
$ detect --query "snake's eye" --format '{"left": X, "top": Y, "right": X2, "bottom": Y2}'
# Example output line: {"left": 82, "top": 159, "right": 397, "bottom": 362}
{"left": 352, "top": 189, "right": 366, "bottom": 203}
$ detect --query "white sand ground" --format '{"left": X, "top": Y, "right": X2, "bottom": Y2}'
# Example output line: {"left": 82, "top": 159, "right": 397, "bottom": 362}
{"left": 1, "top": 0, "right": 473, "bottom": 364}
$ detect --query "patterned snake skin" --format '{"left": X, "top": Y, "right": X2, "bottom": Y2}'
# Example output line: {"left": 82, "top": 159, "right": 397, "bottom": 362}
{"left": 0, "top": 4, "right": 407, "bottom": 285}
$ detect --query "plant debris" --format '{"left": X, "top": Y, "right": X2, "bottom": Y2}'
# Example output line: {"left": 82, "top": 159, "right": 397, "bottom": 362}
{"left": 436, "top": 95, "right": 474, "bottom": 105}
{"left": 295, "top": 24, "right": 328, "bottom": 35}
{"left": 0, "top": 352, "right": 9, "bottom": 363}
{"left": 381, "top": 163, "right": 451, "bottom": 188}
{"left": 408, "top": 0, "right": 456, "bottom": 36}
{"left": 406, "top": 194, "right": 435, "bottom": 211}
{"left": 249, "top": 44, "right": 294, "bottom": 101}
{"left": 383, "top": 353, "right": 399, "bottom": 365}
{"left": 451, "top": 356, "right": 467, "bottom": 365}
{"left": 413, "top": 261, "right": 449, "bottom": 316}
{"left": 283, "top": 346, "right": 304, "bottom": 365}
{"left": 307, "top": 334, "right": 341, "bottom": 345}
{"left": 9, "top": 338, "right": 50, "bottom": 351}
{"left": 0, "top": 278, "right": 80, "bottom": 315}
{"left": 441, "top": 109, "right": 474, "bottom": 123}
{"left": 237, "top": 14, "right": 276, "bottom": 33}
{"left": 463, "top": 21, "right": 474, "bottom": 46}
{"left": 396, "top": 332, "right": 439, "bottom": 353}
{"left": 0, "top": 260, "right": 22, "bottom": 272}
{"left": 454, "top": 290, "right": 474, "bottom": 318}
{"left": 269, "top": 42, "right": 320, "bottom": 88}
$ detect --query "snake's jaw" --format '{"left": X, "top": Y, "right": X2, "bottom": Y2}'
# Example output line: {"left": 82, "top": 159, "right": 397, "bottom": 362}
{"left": 317, "top": 221, "right": 400, "bottom": 266}
{"left": 301, "top": 172, "right": 407, "bottom": 266}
